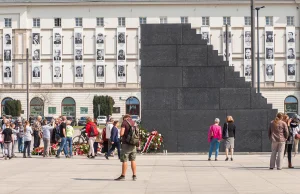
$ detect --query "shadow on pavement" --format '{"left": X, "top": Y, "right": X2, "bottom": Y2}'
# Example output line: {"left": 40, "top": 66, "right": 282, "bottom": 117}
{"left": 72, "top": 178, "right": 114, "bottom": 181}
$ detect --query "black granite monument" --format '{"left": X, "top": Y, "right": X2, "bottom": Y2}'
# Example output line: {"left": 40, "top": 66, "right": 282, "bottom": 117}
{"left": 140, "top": 24, "right": 277, "bottom": 152}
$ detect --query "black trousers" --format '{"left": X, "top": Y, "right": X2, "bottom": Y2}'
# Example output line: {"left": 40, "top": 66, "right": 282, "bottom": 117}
{"left": 284, "top": 144, "right": 293, "bottom": 163}
{"left": 23, "top": 141, "right": 31, "bottom": 156}
{"left": 33, "top": 131, "right": 40, "bottom": 148}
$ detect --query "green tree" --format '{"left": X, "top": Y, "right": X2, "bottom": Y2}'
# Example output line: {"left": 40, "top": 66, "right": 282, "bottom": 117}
{"left": 93, "top": 95, "right": 115, "bottom": 119}
{"left": 4, "top": 99, "right": 22, "bottom": 116}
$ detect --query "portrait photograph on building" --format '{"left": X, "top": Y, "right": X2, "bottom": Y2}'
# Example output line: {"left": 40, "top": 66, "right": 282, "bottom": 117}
{"left": 4, "top": 33, "right": 12, "bottom": 45}
{"left": 96, "top": 49, "right": 104, "bottom": 61}
{"left": 117, "top": 65, "right": 126, "bottom": 82}
{"left": 32, "top": 33, "right": 40, "bottom": 45}
{"left": 266, "top": 31, "right": 274, "bottom": 43}
{"left": 118, "top": 32, "right": 125, "bottom": 44}
{"left": 265, "top": 64, "right": 275, "bottom": 82}
{"left": 96, "top": 33, "right": 104, "bottom": 44}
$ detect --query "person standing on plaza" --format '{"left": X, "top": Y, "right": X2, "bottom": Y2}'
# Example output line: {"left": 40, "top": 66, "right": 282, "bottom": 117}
{"left": 105, "top": 121, "right": 121, "bottom": 160}
{"left": 223, "top": 116, "right": 236, "bottom": 161}
{"left": 269, "top": 113, "right": 289, "bottom": 170}
{"left": 208, "top": 118, "right": 222, "bottom": 161}
{"left": 23, "top": 121, "right": 33, "bottom": 158}
{"left": 2, "top": 122, "right": 13, "bottom": 160}
{"left": 284, "top": 114, "right": 298, "bottom": 168}
{"left": 65, "top": 120, "right": 74, "bottom": 158}
{"left": 32, "top": 116, "right": 42, "bottom": 149}
{"left": 42, "top": 119, "right": 52, "bottom": 157}
{"left": 115, "top": 114, "right": 137, "bottom": 181}
{"left": 85, "top": 117, "right": 98, "bottom": 159}
{"left": 94, "top": 126, "right": 102, "bottom": 156}
{"left": 56, "top": 116, "right": 69, "bottom": 158}
{"left": 11, "top": 123, "right": 18, "bottom": 158}
{"left": 106, "top": 118, "right": 114, "bottom": 156}
{"left": 17, "top": 119, "right": 24, "bottom": 153}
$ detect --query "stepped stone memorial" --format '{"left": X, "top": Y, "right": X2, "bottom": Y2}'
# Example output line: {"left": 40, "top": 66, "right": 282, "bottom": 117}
{"left": 140, "top": 24, "right": 278, "bottom": 152}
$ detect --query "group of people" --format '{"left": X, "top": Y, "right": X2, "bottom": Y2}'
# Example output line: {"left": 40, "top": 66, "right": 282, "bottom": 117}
{"left": 0, "top": 114, "right": 138, "bottom": 181}
{"left": 207, "top": 116, "right": 236, "bottom": 161}
{"left": 208, "top": 114, "right": 300, "bottom": 170}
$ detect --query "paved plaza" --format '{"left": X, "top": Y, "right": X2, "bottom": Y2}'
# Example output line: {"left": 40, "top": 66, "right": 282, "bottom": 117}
{"left": 1, "top": 153, "right": 300, "bottom": 194}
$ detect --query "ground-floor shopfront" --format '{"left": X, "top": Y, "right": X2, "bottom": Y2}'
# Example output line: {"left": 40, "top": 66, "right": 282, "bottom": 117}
{"left": 0, "top": 89, "right": 140, "bottom": 119}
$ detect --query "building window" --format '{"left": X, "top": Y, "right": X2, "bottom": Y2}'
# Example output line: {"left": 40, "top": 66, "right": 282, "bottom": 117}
{"left": 139, "top": 17, "right": 147, "bottom": 25}
{"left": 33, "top": 18, "right": 40, "bottom": 27}
{"left": 126, "top": 97, "right": 140, "bottom": 116}
{"left": 1, "top": 97, "right": 13, "bottom": 115}
{"left": 48, "top": 107, "right": 56, "bottom": 114}
{"left": 223, "top": 17, "right": 231, "bottom": 26}
{"left": 285, "top": 96, "right": 298, "bottom": 116}
{"left": 287, "top": 16, "right": 294, "bottom": 26}
{"left": 244, "top": 16, "right": 251, "bottom": 26}
{"left": 4, "top": 18, "right": 12, "bottom": 28}
{"left": 30, "top": 97, "right": 44, "bottom": 117}
{"left": 97, "top": 17, "right": 104, "bottom": 27}
{"left": 75, "top": 18, "right": 83, "bottom": 27}
{"left": 118, "top": 17, "right": 126, "bottom": 27}
{"left": 160, "top": 17, "right": 167, "bottom": 24}
{"left": 181, "top": 17, "right": 188, "bottom": 24}
{"left": 80, "top": 107, "right": 88, "bottom": 114}
{"left": 61, "top": 97, "right": 76, "bottom": 117}
{"left": 54, "top": 18, "right": 61, "bottom": 27}
{"left": 202, "top": 17, "right": 210, "bottom": 26}
{"left": 266, "top": 16, "right": 273, "bottom": 26}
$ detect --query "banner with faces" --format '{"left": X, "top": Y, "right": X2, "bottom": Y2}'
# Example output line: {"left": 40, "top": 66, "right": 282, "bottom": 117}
{"left": 32, "top": 28, "right": 41, "bottom": 83}
{"left": 222, "top": 26, "right": 232, "bottom": 66}
{"left": 95, "top": 28, "right": 105, "bottom": 83}
{"left": 74, "top": 28, "right": 84, "bottom": 83}
{"left": 244, "top": 27, "right": 252, "bottom": 82}
{"left": 265, "top": 27, "right": 275, "bottom": 82}
{"left": 286, "top": 26, "right": 296, "bottom": 82}
{"left": 53, "top": 28, "right": 63, "bottom": 83}
{"left": 3, "top": 28, "right": 13, "bottom": 84}
{"left": 200, "top": 26, "right": 210, "bottom": 44}
{"left": 117, "top": 27, "right": 126, "bottom": 83}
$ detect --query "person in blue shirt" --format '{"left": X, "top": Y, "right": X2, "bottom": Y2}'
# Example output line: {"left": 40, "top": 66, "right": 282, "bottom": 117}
{"left": 105, "top": 121, "right": 121, "bottom": 160}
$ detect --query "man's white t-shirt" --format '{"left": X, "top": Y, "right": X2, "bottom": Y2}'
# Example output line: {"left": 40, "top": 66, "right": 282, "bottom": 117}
{"left": 106, "top": 123, "right": 113, "bottom": 139}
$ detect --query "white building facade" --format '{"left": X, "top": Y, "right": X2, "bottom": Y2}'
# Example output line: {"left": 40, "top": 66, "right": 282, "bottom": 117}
{"left": 0, "top": 0, "right": 300, "bottom": 119}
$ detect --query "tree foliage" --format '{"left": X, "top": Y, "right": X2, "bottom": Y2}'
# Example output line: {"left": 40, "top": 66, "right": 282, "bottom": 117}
{"left": 4, "top": 99, "right": 22, "bottom": 116}
{"left": 93, "top": 95, "right": 115, "bottom": 118}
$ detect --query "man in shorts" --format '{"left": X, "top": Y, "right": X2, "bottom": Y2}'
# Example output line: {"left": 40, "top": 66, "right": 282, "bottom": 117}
{"left": 115, "top": 114, "right": 137, "bottom": 181}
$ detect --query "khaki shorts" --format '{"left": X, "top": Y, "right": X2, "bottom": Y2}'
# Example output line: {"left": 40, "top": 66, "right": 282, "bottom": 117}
{"left": 120, "top": 144, "right": 137, "bottom": 162}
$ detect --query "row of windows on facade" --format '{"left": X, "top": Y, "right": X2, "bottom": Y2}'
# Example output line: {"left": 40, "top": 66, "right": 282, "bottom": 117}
{"left": 3, "top": 16, "right": 295, "bottom": 28}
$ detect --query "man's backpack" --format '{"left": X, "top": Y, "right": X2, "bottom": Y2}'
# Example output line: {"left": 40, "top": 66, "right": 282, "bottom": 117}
{"left": 89, "top": 124, "right": 98, "bottom": 137}
{"left": 125, "top": 120, "right": 140, "bottom": 146}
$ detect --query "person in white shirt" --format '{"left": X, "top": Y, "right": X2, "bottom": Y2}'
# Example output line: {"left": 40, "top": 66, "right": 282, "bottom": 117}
{"left": 23, "top": 121, "right": 33, "bottom": 158}
{"left": 105, "top": 118, "right": 114, "bottom": 156}
{"left": 11, "top": 123, "right": 19, "bottom": 158}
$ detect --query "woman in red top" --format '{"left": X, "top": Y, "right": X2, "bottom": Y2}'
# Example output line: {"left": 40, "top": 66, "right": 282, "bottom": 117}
{"left": 85, "top": 117, "right": 98, "bottom": 159}
{"left": 208, "top": 118, "right": 222, "bottom": 161}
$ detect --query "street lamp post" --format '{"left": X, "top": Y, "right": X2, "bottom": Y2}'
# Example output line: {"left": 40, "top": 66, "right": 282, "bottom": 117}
{"left": 255, "top": 6, "right": 265, "bottom": 94}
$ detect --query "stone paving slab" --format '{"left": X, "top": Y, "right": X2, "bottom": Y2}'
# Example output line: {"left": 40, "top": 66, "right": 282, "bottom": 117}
{"left": 0, "top": 153, "right": 300, "bottom": 194}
